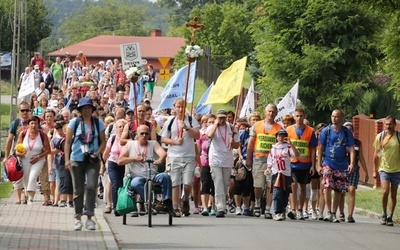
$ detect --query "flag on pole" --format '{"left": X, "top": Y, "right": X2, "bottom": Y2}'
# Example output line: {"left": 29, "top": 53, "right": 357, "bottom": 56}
{"left": 17, "top": 72, "right": 35, "bottom": 99}
{"left": 128, "top": 80, "right": 144, "bottom": 110}
{"left": 239, "top": 80, "right": 255, "bottom": 118}
{"left": 195, "top": 82, "right": 214, "bottom": 115}
{"left": 275, "top": 80, "right": 299, "bottom": 125}
{"left": 156, "top": 62, "right": 196, "bottom": 111}
{"left": 204, "top": 56, "right": 247, "bottom": 105}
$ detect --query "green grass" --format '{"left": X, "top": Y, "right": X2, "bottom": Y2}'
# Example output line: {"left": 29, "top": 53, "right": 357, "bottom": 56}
{"left": 355, "top": 189, "right": 400, "bottom": 222}
{"left": 0, "top": 80, "right": 13, "bottom": 95}
{"left": 0, "top": 182, "right": 13, "bottom": 198}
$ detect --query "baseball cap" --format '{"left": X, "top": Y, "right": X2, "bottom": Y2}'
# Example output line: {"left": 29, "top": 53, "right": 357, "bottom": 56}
{"left": 215, "top": 109, "right": 227, "bottom": 118}
{"left": 125, "top": 109, "right": 134, "bottom": 114}
{"left": 276, "top": 129, "right": 288, "bottom": 136}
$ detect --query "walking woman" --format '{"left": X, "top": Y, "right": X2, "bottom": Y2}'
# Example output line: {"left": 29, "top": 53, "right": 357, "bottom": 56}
{"left": 15, "top": 116, "right": 50, "bottom": 204}
{"left": 64, "top": 97, "right": 106, "bottom": 231}
{"left": 101, "top": 118, "right": 128, "bottom": 216}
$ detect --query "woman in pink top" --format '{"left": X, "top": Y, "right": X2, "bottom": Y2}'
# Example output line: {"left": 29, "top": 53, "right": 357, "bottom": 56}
{"left": 101, "top": 118, "right": 128, "bottom": 216}
{"left": 197, "top": 114, "right": 216, "bottom": 216}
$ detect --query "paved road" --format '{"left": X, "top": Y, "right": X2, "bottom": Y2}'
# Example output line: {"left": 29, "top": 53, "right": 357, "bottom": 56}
{"left": 103, "top": 199, "right": 398, "bottom": 250}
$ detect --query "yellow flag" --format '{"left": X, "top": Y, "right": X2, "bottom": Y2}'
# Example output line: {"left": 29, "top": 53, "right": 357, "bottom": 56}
{"left": 204, "top": 56, "right": 247, "bottom": 105}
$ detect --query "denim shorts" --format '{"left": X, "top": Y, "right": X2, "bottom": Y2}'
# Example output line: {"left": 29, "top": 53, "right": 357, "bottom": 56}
{"left": 379, "top": 171, "right": 400, "bottom": 186}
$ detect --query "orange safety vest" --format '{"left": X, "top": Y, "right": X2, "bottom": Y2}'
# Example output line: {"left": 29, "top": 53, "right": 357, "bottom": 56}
{"left": 253, "top": 121, "right": 282, "bottom": 158}
{"left": 286, "top": 125, "right": 314, "bottom": 163}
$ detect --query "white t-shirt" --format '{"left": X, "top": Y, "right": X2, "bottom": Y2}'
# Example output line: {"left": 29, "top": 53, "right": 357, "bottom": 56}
{"left": 159, "top": 115, "right": 200, "bottom": 158}
{"left": 267, "top": 143, "right": 295, "bottom": 177}
{"left": 126, "top": 140, "right": 157, "bottom": 178}
{"left": 207, "top": 122, "right": 239, "bottom": 168}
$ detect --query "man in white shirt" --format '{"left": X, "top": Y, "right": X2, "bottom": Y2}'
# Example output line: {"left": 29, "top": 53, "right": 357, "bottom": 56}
{"left": 160, "top": 98, "right": 200, "bottom": 217}
{"left": 35, "top": 82, "right": 50, "bottom": 102}
{"left": 206, "top": 109, "right": 239, "bottom": 217}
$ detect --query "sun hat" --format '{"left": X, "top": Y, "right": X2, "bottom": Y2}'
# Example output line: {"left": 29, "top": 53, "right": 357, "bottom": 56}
{"left": 215, "top": 109, "right": 227, "bottom": 118}
{"left": 77, "top": 97, "right": 96, "bottom": 112}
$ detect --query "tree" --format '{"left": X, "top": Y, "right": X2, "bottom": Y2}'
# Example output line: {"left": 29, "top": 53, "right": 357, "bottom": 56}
{"left": 172, "top": 2, "right": 255, "bottom": 69}
{"left": 59, "top": 0, "right": 148, "bottom": 46}
{"left": 251, "top": 0, "right": 382, "bottom": 122}
{"left": 0, "top": 0, "right": 52, "bottom": 52}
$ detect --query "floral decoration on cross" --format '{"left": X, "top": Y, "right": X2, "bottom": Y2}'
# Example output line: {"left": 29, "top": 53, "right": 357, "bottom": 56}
{"left": 185, "top": 45, "right": 204, "bottom": 59}
{"left": 125, "top": 65, "right": 144, "bottom": 82}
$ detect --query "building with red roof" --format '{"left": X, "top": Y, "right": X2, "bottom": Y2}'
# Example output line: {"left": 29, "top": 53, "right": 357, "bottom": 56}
{"left": 47, "top": 30, "right": 186, "bottom": 79}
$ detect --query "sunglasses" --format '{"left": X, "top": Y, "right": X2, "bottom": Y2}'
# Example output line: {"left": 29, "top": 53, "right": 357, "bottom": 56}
{"left": 139, "top": 132, "right": 149, "bottom": 136}
{"left": 20, "top": 109, "right": 31, "bottom": 113}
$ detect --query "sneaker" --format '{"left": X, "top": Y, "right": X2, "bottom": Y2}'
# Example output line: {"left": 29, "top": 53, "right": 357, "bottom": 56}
{"left": 74, "top": 220, "right": 83, "bottom": 231}
{"left": 273, "top": 213, "right": 283, "bottom": 221}
{"left": 282, "top": 212, "right": 286, "bottom": 221}
{"left": 59, "top": 201, "right": 66, "bottom": 208}
{"left": 85, "top": 219, "right": 96, "bottom": 230}
{"left": 386, "top": 216, "right": 394, "bottom": 226}
{"left": 332, "top": 214, "right": 340, "bottom": 223}
{"left": 193, "top": 207, "right": 200, "bottom": 214}
{"left": 181, "top": 200, "right": 190, "bottom": 216}
{"left": 347, "top": 215, "right": 355, "bottom": 223}
{"left": 22, "top": 200, "right": 28, "bottom": 205}
{"left": 216, "top": 211, "right": 225, "bottom": 218}
{"left": 318, "top": 213, "right": 324, "bottom": 221}
{"left": 254, "top": 207, "right": 261, "bottom": 217}
{"left": 324, "top": 212, "right": 333, "bottom": 222}
{"left": 210, "top": 209, "right": 217, "bottom": 216}
{"left": 298, "top": 211, "right": 305, "bottom": 220}
{"left": 339, "top": 213, "right": 345, "bottom": 222}
{"left": 312, "top": 211, "right": 318, "bottom": 220}
{"left": 235, "top": 207, "right": 242, "bottom": 215}
{"left": 201, "top": 209, "right": 209, "bottom": 216}
{"left": 264, "top": 212, "right": 273, "bottom": 219}
{"left": 380, "top": 214, "right": 387, "bottom": 225}
{"left": 67, "top": 201, "right": 74, "bottom": 208}
{"left": 287, "top": 210, "right": 296, "bottom": 220}
{"left": 28, "top": 200, "right": 34, "bottom": 205}
{"left": 303, "top": 210, "right": 309, "bottom": 219}
{"left": 242, "top": 208, "right": 250, "bottom": 216}
{"left": 104, "top": 205, "right": 112, "bottom": 214}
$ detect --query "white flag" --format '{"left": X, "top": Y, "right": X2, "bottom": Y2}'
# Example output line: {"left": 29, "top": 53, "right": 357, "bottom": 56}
{"left": 239, "top": 80, "right": 255, "bottom": 118}
{"left": 17, "top": 72, "right": 35, "bottom": 99}
{"left": 275, "top": 80, "right": 299, "bottom": 125}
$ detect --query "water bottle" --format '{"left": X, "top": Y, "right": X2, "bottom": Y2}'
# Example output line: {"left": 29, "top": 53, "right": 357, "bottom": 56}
{"left": 194, "top": 166, "right": 201, "bottom": 178}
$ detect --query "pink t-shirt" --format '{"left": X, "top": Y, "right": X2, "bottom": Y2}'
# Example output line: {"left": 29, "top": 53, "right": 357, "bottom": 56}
{"left": 107, "top": 135, "right": 124, "bottom": 163}
{"left": 197, "top": 132, "right": 209, "bottom": 167}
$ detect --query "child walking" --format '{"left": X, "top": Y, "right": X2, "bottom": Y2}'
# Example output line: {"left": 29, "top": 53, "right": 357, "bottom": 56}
{"left": 265, "top": 129, "right": 300, "bottom": 221}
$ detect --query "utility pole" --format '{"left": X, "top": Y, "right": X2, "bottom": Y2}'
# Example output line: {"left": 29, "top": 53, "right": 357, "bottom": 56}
{"left": 10, "top": 0, "right": 26, "bottom": 122}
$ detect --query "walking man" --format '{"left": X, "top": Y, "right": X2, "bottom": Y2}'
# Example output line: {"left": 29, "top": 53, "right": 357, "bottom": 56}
{"left": 246, "top": 104, "right": 282, "bottom": 218}
{"left": 160, "top": 98, "right": 200, "bottom": 216}
{"left": 373, "top": 115, "right": 400, "bottom": 226}
{"left": 286, "top": 108, "right": 317, "bottom": 220}
{"left": 317, "top": 109, "right": 355, "bottom": 223}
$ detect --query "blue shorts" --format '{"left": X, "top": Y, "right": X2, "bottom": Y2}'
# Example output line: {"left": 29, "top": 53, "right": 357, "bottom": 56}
{"left": 379, "top": 171, "right": 400, "bottom": 186}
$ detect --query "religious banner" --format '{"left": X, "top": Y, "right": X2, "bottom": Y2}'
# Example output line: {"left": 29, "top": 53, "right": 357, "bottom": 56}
{"left": 156, "top": 62, "right": 197, "bottom": 111}
{"left": 195, "top": 82, "right": 214, "bottom": 115}
{"left": 275, "top": 80, "right": 299, "bottom": 125}
{"left": 17, "top": 72, "right": 35, "bottom": 99}
{"left": 239, "top": 80, "right": 255, "bottom": 118}
{"left": 204, "top": 56, "right": 247, "bottom": 105}
{"left": 120, "top": 43, "right": 143, "bottom": 71}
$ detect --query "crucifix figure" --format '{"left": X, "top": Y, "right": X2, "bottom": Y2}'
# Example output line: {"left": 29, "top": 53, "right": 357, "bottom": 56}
{"left": 186, "top": 17, "right": 204, "bottom": 44}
